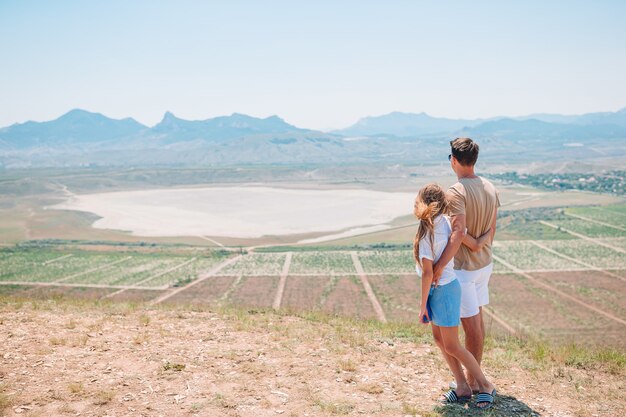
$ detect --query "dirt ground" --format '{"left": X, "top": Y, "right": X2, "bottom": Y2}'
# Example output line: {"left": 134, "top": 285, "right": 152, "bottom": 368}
{"left": 0, "top": 299, "right": 624, "bottom": 417}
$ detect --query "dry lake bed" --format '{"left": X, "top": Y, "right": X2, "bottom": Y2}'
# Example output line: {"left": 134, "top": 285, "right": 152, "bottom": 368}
{"left": 52, "top": 186, "right": 415, "bottom": 240}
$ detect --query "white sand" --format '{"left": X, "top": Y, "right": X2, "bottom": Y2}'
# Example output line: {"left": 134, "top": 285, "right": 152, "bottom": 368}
{"left": 52, "top": 186, "right": 415, "bottom": 239}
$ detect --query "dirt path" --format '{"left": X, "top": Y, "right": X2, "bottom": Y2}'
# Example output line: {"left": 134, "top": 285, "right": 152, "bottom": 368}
{"left": 492, "top": 254, "right": 626, "bottom": 327}
{"left": 351, "top": 251, "right": 387, "bottom": 323}
{"left": 530, "top": 240, "right": 626, "bottom": 282}
{"left": 42, "top": 254, "right": 73, "bottom": 265}
{"left": 539, "top": 220, "right": 626, "bottom": 255}
{"left": 197, "top": 235, "right": 225, "bottom": 247}
{"left": 150, "top": 255, "right": 243, "bottom": 305}
{"left": 482, "top": 306, "right": 518, "bottom": 336}
{"left": 500, "top": 196, "right": 542, "bottom": 207}
{"left": 54, "top": 256, "right": 133, "bottom": 283}
{"left": 51, "top": 181, "right": 75, "bottom": 199}
{"left": 21, "top": 207, "right": 35, "bottom": 240}
{"left": 135, "top": 257, "right": 197, "bottom": 287}
{"left": 272, "top": 252, "right": 293, "bottom": 310}
{"left": 564, "top": 211, "right": 626, "bottom": 232}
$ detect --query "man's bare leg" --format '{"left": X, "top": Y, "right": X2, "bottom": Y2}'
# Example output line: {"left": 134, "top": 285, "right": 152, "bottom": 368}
{"left": 461, "top": 307, "right": 485, "bottom": 391}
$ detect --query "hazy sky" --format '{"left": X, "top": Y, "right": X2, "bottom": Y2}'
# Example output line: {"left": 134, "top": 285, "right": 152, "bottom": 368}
{"left": 1, "top": 0, "right": 625, "bottom": 130}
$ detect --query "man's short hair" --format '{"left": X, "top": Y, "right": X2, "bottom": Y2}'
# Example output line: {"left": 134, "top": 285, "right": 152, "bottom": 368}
{"left": 450, "top": 137, "right": 479, "bottom": 166}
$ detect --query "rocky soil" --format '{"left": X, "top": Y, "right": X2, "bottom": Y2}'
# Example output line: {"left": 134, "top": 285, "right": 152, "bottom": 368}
{"left": 0, "top": 299, "right": 624, "bottom": 417}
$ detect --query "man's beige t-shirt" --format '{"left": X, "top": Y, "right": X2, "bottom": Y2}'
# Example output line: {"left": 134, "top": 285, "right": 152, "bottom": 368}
{"left": 447, "top": 176, "right": 500, "bottom": 271}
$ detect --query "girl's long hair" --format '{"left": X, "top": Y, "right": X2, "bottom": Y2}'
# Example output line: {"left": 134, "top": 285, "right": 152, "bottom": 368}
{"left": 413, "top": 183, "right": 449, "bottom": 268}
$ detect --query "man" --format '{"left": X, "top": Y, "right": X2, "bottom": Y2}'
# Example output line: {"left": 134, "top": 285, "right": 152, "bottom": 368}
{"left": 433, "top": 137, "right": 500, "bottom": 392}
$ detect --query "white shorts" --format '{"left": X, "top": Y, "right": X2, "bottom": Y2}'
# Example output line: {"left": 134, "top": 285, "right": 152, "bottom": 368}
{"left": 455, "top": 263, "right": 493, "bottom": 318}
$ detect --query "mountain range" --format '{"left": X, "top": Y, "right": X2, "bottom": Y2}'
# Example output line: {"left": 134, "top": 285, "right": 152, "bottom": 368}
{"left": 336, "top": 109, "right": 626, "bottom": 137}
{"left": 1, "top": 108, "right": 625, "bottom": 168}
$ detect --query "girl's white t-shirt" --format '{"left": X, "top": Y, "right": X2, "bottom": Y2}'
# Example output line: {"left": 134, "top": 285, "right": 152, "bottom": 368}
{"left": 415, "top": 215, "right": 457, "bottom": 286}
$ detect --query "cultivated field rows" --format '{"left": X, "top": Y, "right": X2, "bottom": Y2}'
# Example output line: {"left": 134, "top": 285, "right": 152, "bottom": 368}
{"left": 598, "top": 237, "right": 626, "bottom": 251}
{"left": 0, "top": 251, "right": 226, "bottom": 288}
{"left": 1, "top": 244, "right": 625, "bottom": 348}
{"left": 540, "top": 239, "right": 626, "bottom": 269}
{"left": 492, "top": 241, "right": 574, "bottom": 270}
{"left": 2, "top": 239, "right": 625, "bottom": 286}
{"left": 289, "top": 251, "right": 356, "bottom": 274}
{"left": 141, "top": 257, "right": 224, "bottom": 287}
{"left": 488, "top": 273, "right": 626, "bottom": 346}
{"left": 63, "top": 256, "right": 177, "bottom": 286}
{"left": 220, "top": 252, "right": 286, "bottom": 275}
{"left": 565, "top": 206, "right": 626, "bottom": 229}
{"left": 549, "top": 218, "right": 624, "bottom": 237}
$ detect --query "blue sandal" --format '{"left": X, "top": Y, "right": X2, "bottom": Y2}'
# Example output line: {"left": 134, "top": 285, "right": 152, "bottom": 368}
{"left": 475, "top": 389, "right": 496, "bottom": 409}
{"left": 441, "top": 389, "right": 471, "bottom": 403}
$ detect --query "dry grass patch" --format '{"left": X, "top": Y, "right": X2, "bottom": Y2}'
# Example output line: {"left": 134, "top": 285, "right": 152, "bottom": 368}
{"left": 485, "top": 336, "right": 626, "bottom": 377}
{"left": 210, "top": 393, "right": 237, "bottom": 409}
{"left": 359, "top": 382, "right": 384, "bottom": 394}
{"left": 93, "top": 390, "right": 114, "bottom": 405}
{"left": 189, "top": 401, "right": 207, "bottom": 412}
{"left": 70, "top": 333, "right": 88, "bottom": 347}
{"left": 133, "top": 332, "right": 149, "bottom": 345}
{"left": 49, "top": 336, "right": 66, "bottom": 346}
{"left": 334, "top": 325, "right": 368, "bottom": 348}
{"left": 63, "top": 319, "right": 77, "bottom": 329}
{"left": 139, "top": 313, "right": 150, "bottom": 326}
{"left": 240, "top": 360, "right": 266, "bottom": 375}
{"left": 58, "top": 403, "right": 78, "bottom": 414}
{"left": 86, "top": 319, "right": 105, "bottom": 333}
{"left": 162, "top": 361, "right": 185, "bottom": 372}
{"left": 312, "top": 397, "right": 354, "bottom": 415}
{"left": 0, "top": 384, "right": 13, "bottom": 412}
{"left": 338, "top": 358, "right": 357, "bottom": 372}
{"left": 67, "top": 382, "right": 84, "bottom": 395}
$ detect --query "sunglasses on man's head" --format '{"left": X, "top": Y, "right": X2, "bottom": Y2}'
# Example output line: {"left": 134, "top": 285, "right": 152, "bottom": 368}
{"left": 448, "top": 154, "right": 452, "bottom": 161}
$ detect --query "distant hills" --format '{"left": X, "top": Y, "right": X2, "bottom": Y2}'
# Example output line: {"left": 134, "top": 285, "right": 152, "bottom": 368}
{"left": 514, "top": 109, "right": 626, "bottom": 127}
{"left": 333, "top": 111, "right": 488, "bottom": 136}
{"left": 458, "top": 117, "right": 626, "bottom": 141}
{"left": 149, "top": 111, "right": 309, "bottom": 144}
{"left": 1, "top": 108, "right": 625, "bottom": 168}
{"left": 336, "top": 108, "right": 626, "bottom": 138}
{"left": 0, "top": 109, "right": 145, "bottom": 149}
{"left": 0, "top": 109, "right": 312, "bottom": 148}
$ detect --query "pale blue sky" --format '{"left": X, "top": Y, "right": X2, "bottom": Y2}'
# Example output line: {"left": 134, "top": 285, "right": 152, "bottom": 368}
{"left": 1, "top": 0, "right": 625, "bottom": 130}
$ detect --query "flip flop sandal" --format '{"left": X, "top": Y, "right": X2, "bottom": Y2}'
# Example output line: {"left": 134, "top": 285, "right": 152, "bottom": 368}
{"left": 441, "top": 389, "right": 471, "bottom": 404}
{"left": 475, "top": 389, "right": 497, "bottom": 409}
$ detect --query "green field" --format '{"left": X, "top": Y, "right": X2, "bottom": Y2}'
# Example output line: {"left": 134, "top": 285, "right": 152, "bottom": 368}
{"left": 493, "top": 241, "right": 575, "bottom": 271}
{"left": 357, "top": 250, "right": 415, "bottom": 274}
{"left": 289, "top": 251, "right": 356, "bottom": 274}
{"left": 566, "top": 206, "right": 626, "bottom": 228}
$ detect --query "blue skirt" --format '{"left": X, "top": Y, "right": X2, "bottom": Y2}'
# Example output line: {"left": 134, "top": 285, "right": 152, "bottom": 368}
{"left": 427, "top": 279, "right": 461, "bottom": 327}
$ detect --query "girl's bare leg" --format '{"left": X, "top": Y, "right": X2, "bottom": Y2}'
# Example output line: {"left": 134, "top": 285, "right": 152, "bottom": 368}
{"left": 431, "top": 324, "right": 472, "bottom": 397}
{"left": 439, "top": 325, "right": 495, "bottom": 406}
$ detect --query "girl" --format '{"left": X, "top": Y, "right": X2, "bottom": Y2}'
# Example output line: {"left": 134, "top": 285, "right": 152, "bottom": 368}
{"left": 414, "top": 183, "right": 496, "bottom": 409}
